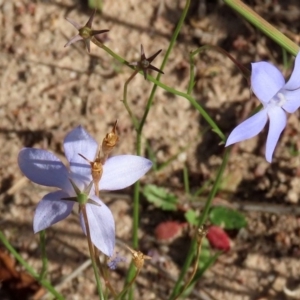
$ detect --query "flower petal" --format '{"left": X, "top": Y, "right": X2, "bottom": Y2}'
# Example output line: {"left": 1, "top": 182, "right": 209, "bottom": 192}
{"left": 18, "top": 148, "right": 70, "bottom": 190}
{"left": 63, "top": 126, "right": 98, "bottom": 177}
{"left": 33, "top": 191, "right": 74, "bottom": 233}
{"left": 265, "top": 107, "right": 286, "bottom": 163}
{"left": 284, "top": 52, "right": 300, "bottom": 90}
{"left": 100, "top": 155, "right": 152, "bottom": 191}
{"left": 84, "top": 39, "right": 91, "bottom": 53}
{"left": 281, "top": 89, "right": 300, "bottom": 113}
{"left": 225, "top": 109, "right": 268, "bottom": 147}
{"left": 64, "top": 34, "right": 83, "bottom": 48}
{"left": 85, "top": 9, "right": 96, "bottom": 28}
{"left": 251, "top": 62, "right": 285, "bottom": 103}
{"left": 65, "top": 17, "right": 82, "bottom": 30}
{"left": 80, "top": 196, "right": 115, "bottom": 256}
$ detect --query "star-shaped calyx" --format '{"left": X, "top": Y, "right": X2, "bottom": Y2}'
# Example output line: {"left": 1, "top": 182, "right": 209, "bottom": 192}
{"left": 64, "top": 9, "right": 109, "bottom": 52}
{"left": 129, "top": 44, "right": 164, "bottom": 80}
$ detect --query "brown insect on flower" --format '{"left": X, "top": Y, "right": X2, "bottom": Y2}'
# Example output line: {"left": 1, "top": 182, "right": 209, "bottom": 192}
{"left": 78, "top": 150, "right": 103, "bottom": 197}
{"left": 129, "top": 44, "right": 164, "bottom": 80}
{"left": 102, "top": 120, "right": 118, "bottom": 160}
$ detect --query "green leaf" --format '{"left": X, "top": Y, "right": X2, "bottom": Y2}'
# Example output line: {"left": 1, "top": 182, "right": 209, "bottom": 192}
{"left": 184, "top": 209, "right": 199, "bottom": 226}
{"left": 209, "top": 206, "right": 247, "bottom": 229}
{"left": 143, "top": 184, "right": 178, "bottom": 211}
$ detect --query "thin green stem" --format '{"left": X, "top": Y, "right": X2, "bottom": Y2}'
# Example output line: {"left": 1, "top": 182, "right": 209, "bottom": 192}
{"left": 149, "top": 78, "right": 225, "bottom": 141}
{"left": 125, "top": 3, "right": 193, "bottom": 299}
{"left": 168, "top": 148, "right": 230, "bottom": 299}
{"left": 0, "top": 230, "right": 64, "bottom": 300}
{"left": 224, "top": 0, "right": 299, "bottom": 56}
{"left": 125, "top": 2, "right": 193, "bottom": 298}
{"left": 172, "top": 229, "right": 206, "bottom": 300}
{"left": 121, "top": 180, "right": 141, "bottom": 298}
{"left": 92, "top": 6, "right": 226, "bottom": 299}
{"left": 192, "top": 179, "right": 212, "bottom": 198}
{"left": 115, "top": 269, "right": 140, "bottom": 300}
{"left": 122, "top": 70, "right": 140, "bottom": 131}
{"left": 139, "top": 0, "right": 191, "bottom": 134}
{"left": 187, "top": 51, "right": 195, "bottom": 95}
{"left": 282, "top": 48, "right": 288, "bottom": 69}
{"left": 135, "top": 0, "right": 190, "bottom": 243}
{"left": 191, "top": 252, "right": 220, "bottom": 284}
{"left": 39, "top": 230, "right": 48, "bottom": 281}
{"left": 94, "top": 246, "right": 117, "bottom": 297}
{"left": 132, "top": 180, "right": 141, "bottom": 248}
{"left": 96, "top": 41, "right": 246, "bottom": 142}
{"left": 92, "top": 37, "right": 129, "bottom": 66}
{"left": 80, "top": 204, "right": 104, "bottom": 300}
{"left": 197, "top": 148, "right": 229, "bottom": 226}
{"left": 183, "top": 165, "right": 190, "bottom": 195}
{"left": 92, "top": 41, "right": 225, "bottom": 142}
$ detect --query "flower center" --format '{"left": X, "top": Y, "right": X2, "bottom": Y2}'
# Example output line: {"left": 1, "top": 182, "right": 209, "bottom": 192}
{"left": 79, "top": 26, "right": 93, "bottom": 39}
{"left": 141, "top": 59, "right": 150, "bottom": 68}
{"left": 270, "top": 92, "right": 286, "bottom": 107}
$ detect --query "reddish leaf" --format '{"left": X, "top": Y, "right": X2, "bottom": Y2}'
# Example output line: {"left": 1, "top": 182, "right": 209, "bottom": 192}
{"left": 206, "top": 225, "right": 231, "bottom": 251}
{"left": 154, "top": 221, "right": 186, "bottom": 243}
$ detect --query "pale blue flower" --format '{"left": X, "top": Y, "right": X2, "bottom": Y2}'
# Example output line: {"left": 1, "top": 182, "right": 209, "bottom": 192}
{"left": 18, "top": 126, "right": 152, "bottom": 256}
{"left": 226, "top": 52, "right": 300, "bottom": 162}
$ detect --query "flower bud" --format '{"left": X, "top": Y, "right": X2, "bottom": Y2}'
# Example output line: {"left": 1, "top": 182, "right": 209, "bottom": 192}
{"left": 102, "top": 120, "right": 118, "bottom": 158}
{"left": 78, "top": 152, "right": 103, "bottom": 196}
{"left": 90, "top": 155, "right": 103, "bottom": 189}
{"left": 126, "top": 246, "right": 151, "bottom": 270}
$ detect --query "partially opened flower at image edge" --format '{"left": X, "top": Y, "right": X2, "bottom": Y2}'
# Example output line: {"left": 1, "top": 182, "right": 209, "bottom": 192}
{"left": 226, "top": 52, "right": 300, "bottom": 162}
{"left": 18, "top": 126, "right": 152, "bottom": 256}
